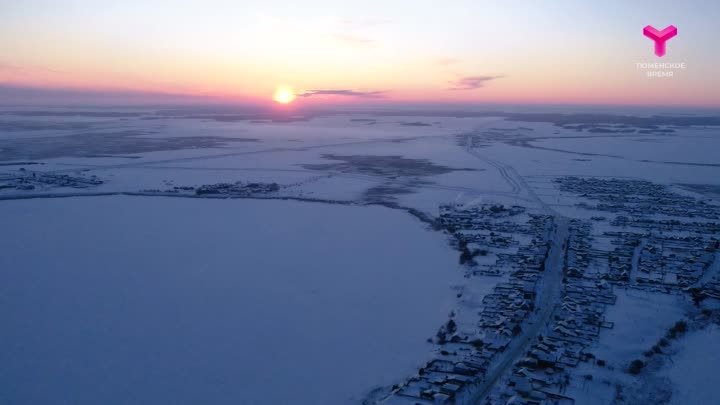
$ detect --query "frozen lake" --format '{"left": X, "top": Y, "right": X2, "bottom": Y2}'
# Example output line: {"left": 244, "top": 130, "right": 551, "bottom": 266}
{"left": 0, "top": 196, "right": 461, "bottom": 405}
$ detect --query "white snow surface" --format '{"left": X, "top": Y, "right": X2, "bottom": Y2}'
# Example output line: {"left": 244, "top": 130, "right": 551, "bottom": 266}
{"left": 3, "top": 108, "right": 720, "bottom": 405}
{"left": 0, "top": 196, "right": 462, "bottom": 405}
{"left": 662, "top": 324, "right": 720, "bottom": 405}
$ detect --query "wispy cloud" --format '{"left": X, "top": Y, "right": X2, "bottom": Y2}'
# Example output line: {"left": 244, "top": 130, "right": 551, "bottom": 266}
{"left": 338, "top": 17, "right": 392, "bottom": 28}
{"left": 449, "top": 75, "right": 504, "bottom": 90}
{"left": 331, "top": 33, "right": 376, "bottom": 46}
{"left": 0, "top": 63, "right": 64, "bottom": 75}
{"left": 331, "top": 17, "right": 388, "bottom": 47}
{"left": 0, "top": 84, "right": 225, "bottom": 106}
{"left": 298, "top": 89, "right": 386, "bottom": 98}
{"left": 436, "top": 57, "right": 460, "bottom": 66}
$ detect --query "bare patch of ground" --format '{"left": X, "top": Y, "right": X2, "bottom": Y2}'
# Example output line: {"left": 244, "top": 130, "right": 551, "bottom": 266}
{"left": 300, "top": 154, "right": 475, "bottom": 178}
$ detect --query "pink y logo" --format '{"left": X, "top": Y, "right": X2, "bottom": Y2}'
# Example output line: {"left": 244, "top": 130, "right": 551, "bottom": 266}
{"left": 643, "top": 25, "right": 677, "bottom": 57}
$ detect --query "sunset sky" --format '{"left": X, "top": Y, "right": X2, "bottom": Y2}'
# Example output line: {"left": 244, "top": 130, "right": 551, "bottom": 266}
{"left": 1, "top": 0, "right": 719, "bottom": 107}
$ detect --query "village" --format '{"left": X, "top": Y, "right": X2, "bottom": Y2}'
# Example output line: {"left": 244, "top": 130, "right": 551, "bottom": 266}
{"left": 0, "top": 168, "right": 103, "bottom": 191}
{"left": 380, "top": 176, "right": 720, "bottom": 405}
{"left": 139, "top": 180, "right": 282, "bottom": 197}
{"left": 380, "top": 203, "right": 556, "bottom": 405}
{"left": 484, "top": 177, "right": 720, "bottom": 405}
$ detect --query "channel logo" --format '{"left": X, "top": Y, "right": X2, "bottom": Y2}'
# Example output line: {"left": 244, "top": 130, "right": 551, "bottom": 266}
{"left": 643, "top": 25, "right": 677, "bottom": 57}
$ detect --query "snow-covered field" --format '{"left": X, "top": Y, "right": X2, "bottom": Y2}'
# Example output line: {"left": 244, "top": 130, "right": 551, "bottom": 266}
{"left": 662, "top": 324, "right": 720, "bottom": 405}
{"left": 0, "top": 196, "right": 461, "bottom": 405}
{"left": 2, "top": 106, "right": 720, "bottom": 404}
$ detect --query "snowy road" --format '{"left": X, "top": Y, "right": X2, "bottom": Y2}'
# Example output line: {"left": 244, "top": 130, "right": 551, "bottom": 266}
{"left": 455, "top": 125, "right": 572, "bottom": 402}
{"left": 469, "top": 216, "right": 569, "bottom": 404}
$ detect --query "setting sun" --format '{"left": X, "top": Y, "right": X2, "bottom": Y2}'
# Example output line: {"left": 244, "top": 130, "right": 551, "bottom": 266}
{"left": 272, "top": 86, "right": 296, "bottom": 104}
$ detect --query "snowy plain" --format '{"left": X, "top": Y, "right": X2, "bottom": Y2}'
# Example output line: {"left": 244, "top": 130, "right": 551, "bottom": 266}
{"left": 0, "top": 197, "right": 461, "bottom": 405}
{"left": 2, "top": 106, "right": 720, "bottom": 404}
